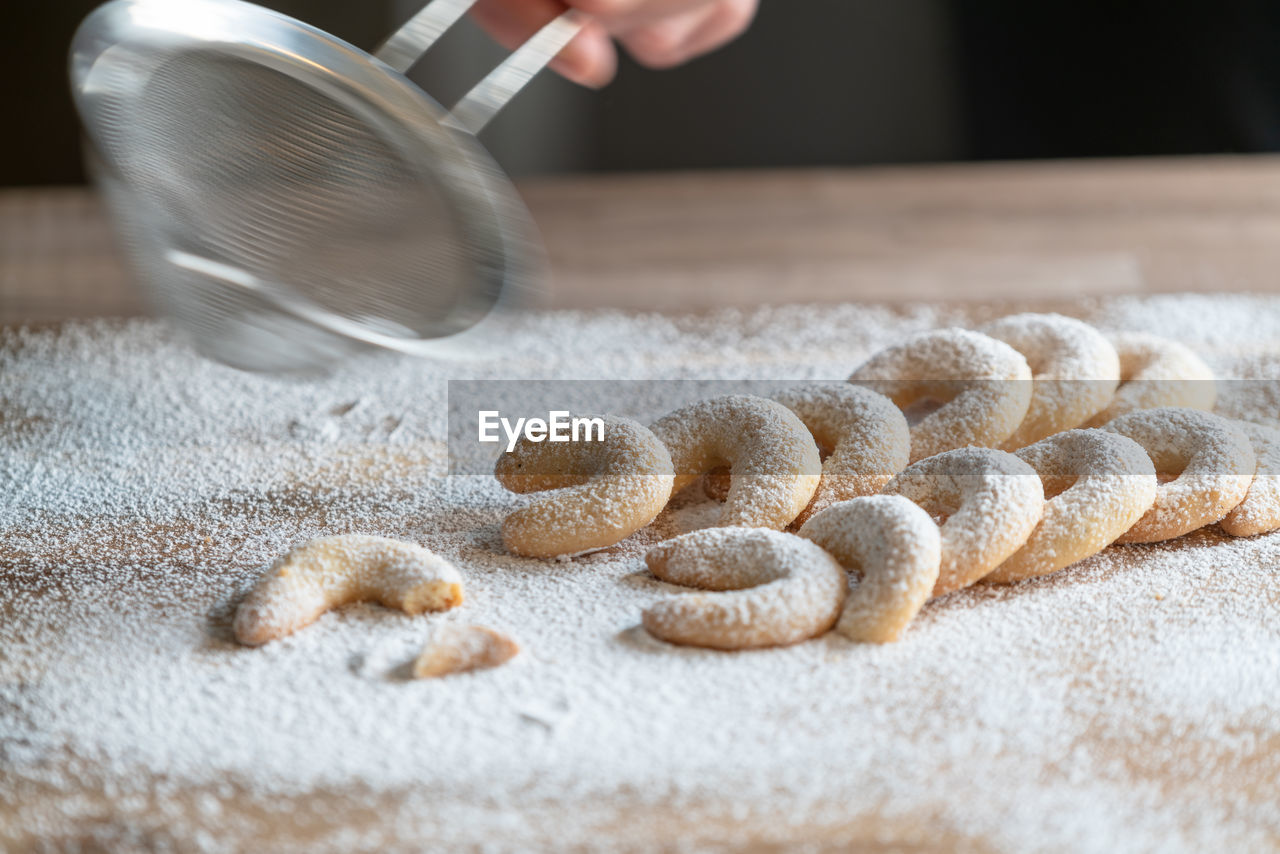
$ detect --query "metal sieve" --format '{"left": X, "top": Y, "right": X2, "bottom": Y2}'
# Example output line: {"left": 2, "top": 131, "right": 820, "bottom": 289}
{"left": 70, "top": 0, "right": 585, "bottom": 372}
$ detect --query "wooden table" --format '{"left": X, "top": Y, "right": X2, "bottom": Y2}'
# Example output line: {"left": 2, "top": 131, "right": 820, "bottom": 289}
{"left": 6, "top": 156, "right": 1280, "bottom": 852}
{"left": 5, "top": 155, "right": 1280, "bottom": 325}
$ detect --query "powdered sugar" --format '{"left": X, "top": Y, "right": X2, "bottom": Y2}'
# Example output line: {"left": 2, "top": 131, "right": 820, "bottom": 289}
{"left": 3, "top": 298, "right": 1280, "bottom": 851}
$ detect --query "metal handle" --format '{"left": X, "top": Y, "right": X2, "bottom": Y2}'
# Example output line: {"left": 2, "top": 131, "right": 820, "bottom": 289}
{"left": 374, "top": 0, "right": 588, "bottom": 135}
{"left": 447, "top": 10, "right": 587, "bottom": 134}
{"left": 374, "top": 0, "right": 478, "bottom": 74}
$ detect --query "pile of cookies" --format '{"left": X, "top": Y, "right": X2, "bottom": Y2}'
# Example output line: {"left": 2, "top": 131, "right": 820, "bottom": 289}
{"left": 230, "top": 312, "right": 1275, "bottom": 662}
{"left": 494, "top": 312, "right": 1277, "bottom": 650}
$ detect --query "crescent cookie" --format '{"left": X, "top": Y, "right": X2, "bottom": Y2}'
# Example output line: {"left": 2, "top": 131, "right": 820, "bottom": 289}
{"left": 978, "top": 313, "right": 1120, "bottom": 449}
{"left": 495, "top": 415, "right": 675, "bottom": 558}
{"left": 1220, "top": 420, "right": 1280, "bottom": 537}
{"left": 1086, "top": 332, "right": 1217, "bottom": 426}
{"left": 649, "top": 395, "right": 821, "bottom": 530}
{"left": 641, "top": 528, "right": 847, "bottom": 650}
{"left": 986, "top": 430, "right": 1158, "bottom": 584}
{"left": 798, "top": 495, "right": 942, "bottom": 643}
{"left": 234, "top": 535, "right": 464, "bottom": 646}
{"left": 882, "top": 447, "right": 1044, "bottom": 597}
{"left": 771, "top": 384, "right": 911, "bottom": 528}
{"left": 849, "top": 328, "right": 1033, "bottom": 462}
{"left": 1102, "top": 407, "right": 1256, "bottom": 544}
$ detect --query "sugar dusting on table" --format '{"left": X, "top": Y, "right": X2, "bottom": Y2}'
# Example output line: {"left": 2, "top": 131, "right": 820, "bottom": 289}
{"left": 2, "top": 295, "right": 1279, "bottom": 851}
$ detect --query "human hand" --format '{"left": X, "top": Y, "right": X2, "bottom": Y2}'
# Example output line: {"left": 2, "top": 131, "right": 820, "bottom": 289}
{"left": 470, "top": 0, "right": 758, "bottom": 88}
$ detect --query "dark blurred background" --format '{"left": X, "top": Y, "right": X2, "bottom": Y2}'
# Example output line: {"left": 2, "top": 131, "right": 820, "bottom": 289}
{"left": 8, "top": 0, "right": 1280, "bottom": 185}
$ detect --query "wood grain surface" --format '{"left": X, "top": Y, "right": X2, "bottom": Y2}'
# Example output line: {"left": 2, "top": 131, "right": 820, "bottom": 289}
{"left": 5, "top": 155, "right": 1280, "bottom": 325}
{"left": 5, "top": 158, "right": 1280, "bottom": 853}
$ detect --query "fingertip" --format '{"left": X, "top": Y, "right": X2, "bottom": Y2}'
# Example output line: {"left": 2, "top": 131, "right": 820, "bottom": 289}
{"left": 552, "top": 23, "right": 617, "bottom": 88}
{"left": 616, "top": 0, "right": 755, "bottom": 72}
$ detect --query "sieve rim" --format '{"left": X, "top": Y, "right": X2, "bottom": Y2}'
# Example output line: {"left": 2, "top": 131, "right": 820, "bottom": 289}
{"left": 70, "top": 0, "right": 540, "bottom": 359}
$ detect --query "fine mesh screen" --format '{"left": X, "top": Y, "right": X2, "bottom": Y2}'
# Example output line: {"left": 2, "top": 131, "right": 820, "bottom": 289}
{"left": 73, "top": 0, "right": 537, "bottom": 372}
{"left": 107, "top": 50, "right": 472, "bottom": 341}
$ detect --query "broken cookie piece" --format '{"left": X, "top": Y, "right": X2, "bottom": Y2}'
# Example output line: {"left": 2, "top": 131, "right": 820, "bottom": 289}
{"left": 413, "top": 624, "right": 520, "bottom": 678}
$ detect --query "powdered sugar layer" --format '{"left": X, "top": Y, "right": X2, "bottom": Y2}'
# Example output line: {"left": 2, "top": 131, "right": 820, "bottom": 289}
{"left": 3, "top": 297, "right": 1280, "bottom": 852}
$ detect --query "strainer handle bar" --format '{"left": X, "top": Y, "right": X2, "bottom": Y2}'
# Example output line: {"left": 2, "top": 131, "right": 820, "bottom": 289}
{"left": 448, "top": 10, "right": 588, "bottom": 134}
{"left": 375, "top": 0, "right": 477, "bottom": 74}
{"left": 375, "top": 0, "right": 588, "bottom": 135}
